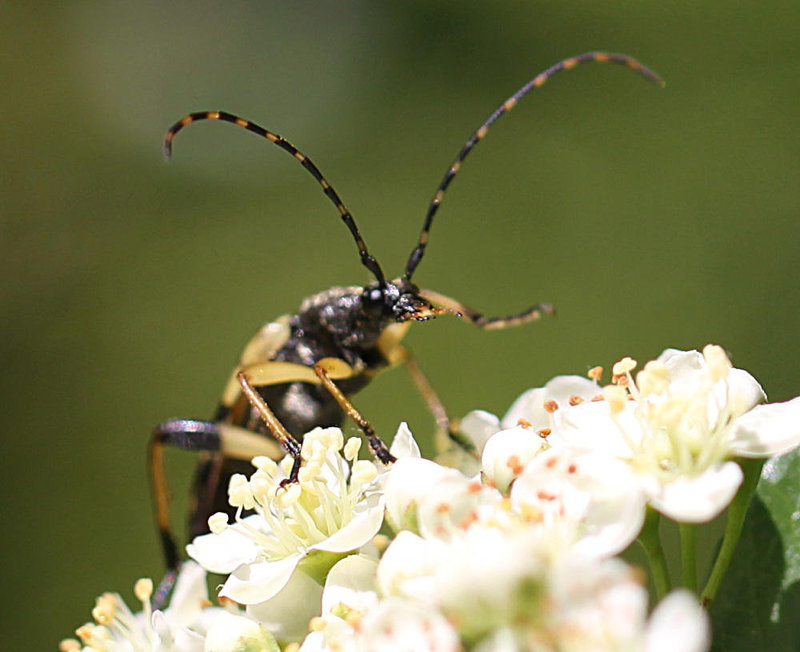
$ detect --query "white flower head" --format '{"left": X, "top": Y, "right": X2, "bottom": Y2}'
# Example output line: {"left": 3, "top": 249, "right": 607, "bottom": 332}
{"left": 187, "top": 427, "right": 385, "bottom": 606}
{"left": 354, "top": 597, "right": 461, "bottom": 652}
{"left": 61, "top": 562, "right": 225, "bottom": 652}
{"left": 551, "top": 345, "right": 800, "bottom": 522}
{"left": 511, "top": 447, "right": 646, "bottom": 558}
{"left": 296, "top": 554, "right": 381, "bottom": 652}
{"left": 459, "top": 375, "right": 601, "bottom": 456}
{"left": 203, "top": 611, "right": 279, "bottom": 652}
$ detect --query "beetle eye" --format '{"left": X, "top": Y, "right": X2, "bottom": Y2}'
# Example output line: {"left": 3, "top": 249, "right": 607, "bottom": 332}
{"left": 367, "top": 288, "right": 382, "bottom": 302}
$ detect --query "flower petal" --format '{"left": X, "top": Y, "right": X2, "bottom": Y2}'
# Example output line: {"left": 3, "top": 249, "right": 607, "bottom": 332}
{"left": 220, "top": 553, "right": 303, "bottom": 604}
{"left": 550, "top": 400, "right": 641, "bottom": 458}
{"left": 501, "top": 375, "right": 600, "bottom": 431}
{"left": 482, "top": 426, "right": 546, "bottom": 493}
{"left": 385, "top": 457, "right": 463, "bottom": 532}
{"left": 310, "top": 494, "right": 385, "bottom": 553}
{"left": 725, "top": 368, "right": 767, "bottom": 416}
{"left": 390, "top": 422, "right": 422, "bottom": 459}
{"left": 459, "top": 409, "right": 501, "bottom": 453}
{"left": 164, "top": 561, "right": 209, "bottom": 627}
{"left": 648, "top": 462, "right": 743, "bottom": 523}
{"left": 644, "top": 590, "right": 710, "bottom": 652}
{"left": 245, "top": 569, "right": 323, "bottom": 642}
{"left": 729, "top": 396, "right": 800, "bottom": 458}
{"left": 186, "top": 517, "right": 261, "bottom": 574}
{"left": 321, "top": 554, "right": 379, "bottom": 615}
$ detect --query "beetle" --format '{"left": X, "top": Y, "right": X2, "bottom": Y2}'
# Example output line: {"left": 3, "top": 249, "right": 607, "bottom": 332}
{"left": 149, "top": 51, "right": 663, "bottom": 579}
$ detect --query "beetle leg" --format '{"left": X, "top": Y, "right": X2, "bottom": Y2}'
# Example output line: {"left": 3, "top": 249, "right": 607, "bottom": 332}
{"left": 149, "top": 419, "right": 224, "bottom": 575}
{"left": 419, "top": 288, "right": 553, "bottom": 330}
{"left": 236, "top": 369, "right": 304, "bottom": 483}
{"left": 313, "top": 359, "right": 396, "bottom": 466}
{"left": 401, "top": 351, "right": 479, "bottom": 458}
{"left": 149, "top": 419, "right": 284, "bottom": 573}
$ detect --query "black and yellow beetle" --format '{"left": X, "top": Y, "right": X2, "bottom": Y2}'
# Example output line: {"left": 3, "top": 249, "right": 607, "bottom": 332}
{"left": 149, "top": 51, "right": 662, "bottom": 580}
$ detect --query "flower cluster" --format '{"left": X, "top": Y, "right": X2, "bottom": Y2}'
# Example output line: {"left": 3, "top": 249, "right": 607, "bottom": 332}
{"left": 62, "top": 345, "right": 800, "bottom": 651}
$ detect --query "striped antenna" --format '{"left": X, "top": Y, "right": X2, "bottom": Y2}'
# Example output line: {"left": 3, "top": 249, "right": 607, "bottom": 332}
{"left": 403, "top": 51, "right": 664, "bottom": 280}
{"left": 164, "top": 111, "right": 387, "bottom": 288}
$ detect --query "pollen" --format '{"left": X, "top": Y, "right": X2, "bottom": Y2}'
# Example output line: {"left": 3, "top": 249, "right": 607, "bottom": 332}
{"left": 543, "top": 400, "right": 559, "bottom": 413}
{"left": 133, "top": 578, "right": 153, "bottom": 603}
{"left": 208, "top": 511, "right": 229, "bottom": 534}
{"left": 604, "top": 385, "right": 628, "bottom": 414}
{"left": 587, "top": 366, "right": 603, "bottom": 381}
{"left": 612, "top": 356, "right": 637, "bottom": 377}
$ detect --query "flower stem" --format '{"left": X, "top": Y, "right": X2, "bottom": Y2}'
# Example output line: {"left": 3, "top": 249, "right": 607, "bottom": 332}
{"left": 679, "top": 522, "right": 697, "bottom": 593}
{"left": 637, "top": 507, "right": 671, "bottom": 600}
{"left": 700, "top": 458, "right": 764, "bottom": 607}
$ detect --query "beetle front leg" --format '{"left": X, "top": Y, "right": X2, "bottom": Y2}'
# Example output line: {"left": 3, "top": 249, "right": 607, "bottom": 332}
{"left": 236, "top": 370, "right": 303, "bottom": 483}
{"left": 313, "top": 359, "right": 396, "bottom": 465}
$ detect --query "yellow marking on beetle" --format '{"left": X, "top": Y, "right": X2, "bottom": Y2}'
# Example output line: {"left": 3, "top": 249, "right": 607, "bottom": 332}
{"left": 533, "top": 73, "right": 547, "bottom": 87}
{"left": 235, "top": 118, "right": 248, "bottom": 128}
{"left": 180, "top": 115, "right": 193, "bottom": 126}
{"left": 434, "top": 189, "right": 444, "bottom": 204}
{"left": 503, "top": 97, "right": 518, "bottom": 111}
{"left": 321, "top": 178, "right": 330, "bottom": 189}
{"left": 294, "top": 151, "right": 306, "bottom": 162}
{"left": 563, "top": 58, "right": 579, "bottom": 70}
{"left": 594, "top": 53, "right": 611, "bottom": 63}
{"left": 208, "top": 111, "right": 220, "bottom": 119}
{"left": 476, "top": 125, "right": 488, "bottom": 139}
{"left": 265, "top": 131, "right": 278, "bottom": 142}
{"left": 451, "top": 160, "right": 461, "bottom": 174}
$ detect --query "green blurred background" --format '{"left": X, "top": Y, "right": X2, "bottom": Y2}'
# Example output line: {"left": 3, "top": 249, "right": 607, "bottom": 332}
{"left": 3, "top": 2, "right": 799, "bottom": 648}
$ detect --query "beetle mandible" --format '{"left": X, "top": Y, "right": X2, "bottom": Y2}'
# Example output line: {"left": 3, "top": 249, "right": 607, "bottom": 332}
{"left": 149, "top": 51, "right": 663, "bottom": 579}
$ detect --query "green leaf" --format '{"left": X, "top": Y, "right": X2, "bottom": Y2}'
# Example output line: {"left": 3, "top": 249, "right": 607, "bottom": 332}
{"left": 759, "top": 449, "right": 800, "bottom": 591}
{"left": 709, "top": 449, "right": 800, "bottom": 651}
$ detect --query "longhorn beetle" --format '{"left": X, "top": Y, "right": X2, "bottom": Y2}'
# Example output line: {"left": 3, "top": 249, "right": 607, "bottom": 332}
{"left": 150, "top": 51, "right": 663, "bottom": 581}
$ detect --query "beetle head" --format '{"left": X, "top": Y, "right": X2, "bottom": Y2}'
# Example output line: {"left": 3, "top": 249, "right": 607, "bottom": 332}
{"left": 362, "top": 279, "right": 451, "bottom": 323}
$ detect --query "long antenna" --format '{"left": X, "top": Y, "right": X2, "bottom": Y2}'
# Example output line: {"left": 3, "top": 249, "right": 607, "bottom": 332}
{"left": 164, "top": 111, "right": 387, "bottom": 287}
{"left": 403, "top": 51, "right": 664, "bottom": 280}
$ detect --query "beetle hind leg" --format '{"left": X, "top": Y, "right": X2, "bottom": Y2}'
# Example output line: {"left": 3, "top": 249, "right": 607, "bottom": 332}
{"left": 149, "top": 419, "right": 223, "bottom": 572}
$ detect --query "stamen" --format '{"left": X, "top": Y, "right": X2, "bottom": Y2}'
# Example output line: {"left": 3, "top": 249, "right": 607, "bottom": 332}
{"left": 587, "top": 366, "right": 603, "bottom": 382}
{"left": 208, "top": 512, "right": 229, "bottom": 534}
{"left": 543, "top": 400, "right": 559, "bottom": 413}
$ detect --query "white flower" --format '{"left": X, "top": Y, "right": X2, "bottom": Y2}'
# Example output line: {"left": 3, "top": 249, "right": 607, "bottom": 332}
{"left": 469, "top": 564, "right": 708, "bottom": 652}
{"left": 187, "top": 427, "right": 385, "bottom": 606}
{"left": 297, "top": 554, "right": 380, "bottom": 652}
{"left": 644, "top": 590, "right": 710, "bottom": 652}
{"left": 203, "top": 612, "right": 278, "bottom": 652}
{"left": 510, "top": 447, "right": 646, "bottom": 558}
{"left": 354, "top": 598, "right": 461, "bottom": 652}
{"left": 459, "top": 375, "right": 601, "bottom": 455}
{"left": 61, "top": 562, "right": 226, "bottom": 652}
{"left": 481, "top": 425, "right": 548, "bottom": 493}
{"left": 377, "top": 527, "right": 547, "bottom": 641}
{"left": 551, "top": 346, "right": 800, "bottom": 522}
{"left": 384, "top": 457, "right": 466, "bottom": 533}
